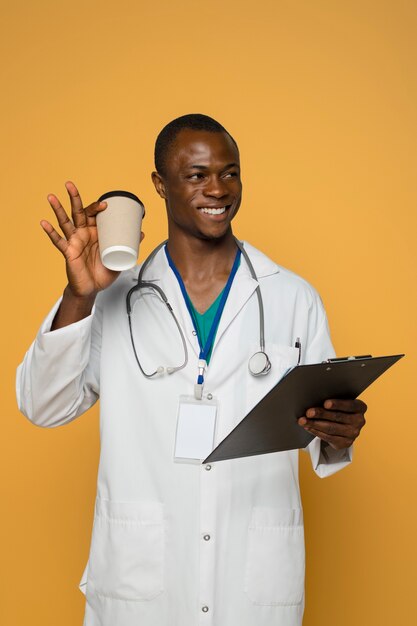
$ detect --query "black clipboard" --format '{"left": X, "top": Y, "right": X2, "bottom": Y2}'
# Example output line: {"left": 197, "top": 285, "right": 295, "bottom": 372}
{"left": 203, "top": 354, "right": 404, "bottom": 463}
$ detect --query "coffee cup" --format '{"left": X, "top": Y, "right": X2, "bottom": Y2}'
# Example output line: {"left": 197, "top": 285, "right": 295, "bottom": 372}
{"left": 96, "top": 190, "right": 145, "bottom": 271}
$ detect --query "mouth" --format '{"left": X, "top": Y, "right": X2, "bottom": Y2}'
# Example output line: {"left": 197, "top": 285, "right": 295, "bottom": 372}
{"left": 197, "top": 205, "right": 231, "bottom": 216}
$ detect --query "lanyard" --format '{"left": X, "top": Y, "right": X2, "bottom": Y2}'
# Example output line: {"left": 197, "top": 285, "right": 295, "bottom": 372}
{"left": 165, "top": 245, "right": 242, "bottom": 398}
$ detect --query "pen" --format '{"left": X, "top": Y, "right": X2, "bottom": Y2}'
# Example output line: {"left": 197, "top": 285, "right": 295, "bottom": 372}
{"left": 295, "top": 337, "right": 302, "bottom": 365}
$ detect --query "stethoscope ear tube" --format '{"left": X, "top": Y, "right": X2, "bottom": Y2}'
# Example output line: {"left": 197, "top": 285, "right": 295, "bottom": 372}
{"left": 234, "top": 238, "right": 266, "bottom": 353}
{"left": 126, "top": 242, "right": 189, "bottom": 378}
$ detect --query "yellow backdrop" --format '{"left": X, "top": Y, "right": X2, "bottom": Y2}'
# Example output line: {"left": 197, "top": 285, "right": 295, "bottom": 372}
{"left": 1, "top": 0, "right": 416, "bottom": 624}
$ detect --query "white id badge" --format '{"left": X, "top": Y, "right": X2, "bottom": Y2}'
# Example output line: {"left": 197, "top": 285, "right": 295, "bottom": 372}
{"left": 174, "top": 395, "right": 218, "bottom": 463}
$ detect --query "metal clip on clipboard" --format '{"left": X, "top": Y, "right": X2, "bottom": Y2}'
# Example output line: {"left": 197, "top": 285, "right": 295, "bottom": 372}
{"left": 324, "top": 355, "right": 373, "bottom": 363}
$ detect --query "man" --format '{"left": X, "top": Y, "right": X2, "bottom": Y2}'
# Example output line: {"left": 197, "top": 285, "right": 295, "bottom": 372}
{"left": 17, "top": 114, "right": 366, "bottom": 626}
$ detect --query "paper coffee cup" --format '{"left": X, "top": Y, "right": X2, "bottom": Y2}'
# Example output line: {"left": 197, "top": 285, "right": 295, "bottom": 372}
{"left": 97, "top": 190, "right": 145, "bottom": 271}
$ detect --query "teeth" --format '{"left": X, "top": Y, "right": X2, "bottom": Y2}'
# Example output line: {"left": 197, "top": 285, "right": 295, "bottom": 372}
{"left": 199, "top": 207, "right": 226, "bottom": 215}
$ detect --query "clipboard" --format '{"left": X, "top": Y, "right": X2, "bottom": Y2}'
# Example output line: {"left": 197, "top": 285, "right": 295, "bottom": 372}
{"left": 203, "top": 354, "right": 404, "bottom": 463}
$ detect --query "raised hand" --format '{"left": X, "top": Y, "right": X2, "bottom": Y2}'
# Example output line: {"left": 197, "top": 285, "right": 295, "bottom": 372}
{"left": 42, "top": 181, "right": 144, "bottom": 330}
{"left": 41, "top": 181, "right": 120, "bottom": 298}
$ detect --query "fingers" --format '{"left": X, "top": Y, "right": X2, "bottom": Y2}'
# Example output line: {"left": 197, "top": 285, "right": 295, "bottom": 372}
{"left": 300, "top": 418, "right": 357, "bottom": 438}
{"left": 323, "top": 398, "right": 368, "bottom": 414}
{"left": 65, "top": 181, "right": 86, "bottom": 228}
{"left": 40, "top": 220, "right": 68, "bottom": 255}
{"left": 304, "top": 428, "right": 352, "bottom": 450}
{"left": 85, "top": 199, "right": 107, "bottom": 226}
{"left": 298, "top": 398, "right": 367, "bottom": 449}
{"left": 298, "top": 414, "right": 359, "bottom": 449}
{"left": 64, "top": 181, "right": 107, "bottom": 227}
{"left": 302, "top": 399, "right": 367, "bottom": 424}
{"left": 302, "top": 407, "right": 360, "bottom": 425}
{"left": 47, "top": 193, "right": 76, "bottom": 239}
{"left": 47, "top": 183, "right": 108, "bottom": 232}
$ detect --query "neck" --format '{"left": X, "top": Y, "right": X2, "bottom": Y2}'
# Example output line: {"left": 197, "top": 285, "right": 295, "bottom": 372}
{"left": 166, "top": 229, "right": 237, "bottom": 282}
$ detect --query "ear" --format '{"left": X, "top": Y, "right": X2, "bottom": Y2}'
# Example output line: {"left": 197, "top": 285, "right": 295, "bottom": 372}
{"left": 151, "top": 171, "right": 167, "bottom": 199}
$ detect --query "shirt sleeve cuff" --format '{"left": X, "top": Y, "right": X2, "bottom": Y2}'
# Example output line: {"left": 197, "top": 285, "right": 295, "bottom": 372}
{"left": 40, "top": 297, "right": 95, "bottom": 336}
{"left": 308, "top": 437, "right": 353, "bottom": 478}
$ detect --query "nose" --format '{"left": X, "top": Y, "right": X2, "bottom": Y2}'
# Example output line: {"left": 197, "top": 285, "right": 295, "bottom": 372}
{"left": 203, "top": 175, "right": 228, "bottom": 198}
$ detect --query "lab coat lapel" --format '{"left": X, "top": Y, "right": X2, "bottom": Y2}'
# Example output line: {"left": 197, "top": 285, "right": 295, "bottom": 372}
{"left": 211, "top": 241, "right": 280, "bottom": 356}
{"left": 213, "top": 271, "right": 258, "bottom": 352}
{"left": 162, "top": 269, "right": 201, "bottom": 359}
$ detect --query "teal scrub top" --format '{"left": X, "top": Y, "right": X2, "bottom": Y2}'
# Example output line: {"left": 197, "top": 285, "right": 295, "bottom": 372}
{"left": 186, "top": 290, "right": 224, "bottom": 364}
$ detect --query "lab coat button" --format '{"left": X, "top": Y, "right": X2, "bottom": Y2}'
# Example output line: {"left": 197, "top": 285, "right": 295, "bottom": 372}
{"left": 205, "top": 464, "right": 212, "bottom": 471}
{"left": 203, "top": 534, "right": 211, "bottom": 541}
{"left": 202, "top": 605, "right": 209, "bottom": 612}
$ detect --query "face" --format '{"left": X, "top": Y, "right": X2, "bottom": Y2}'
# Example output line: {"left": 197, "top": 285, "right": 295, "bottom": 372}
{"left": 152, "top": 129, "right": 242, "bottom": 241}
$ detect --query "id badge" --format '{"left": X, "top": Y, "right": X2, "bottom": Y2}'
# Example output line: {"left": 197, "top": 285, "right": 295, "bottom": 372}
{"left": 174, "top": 395, "right": 218, "bottom": 463}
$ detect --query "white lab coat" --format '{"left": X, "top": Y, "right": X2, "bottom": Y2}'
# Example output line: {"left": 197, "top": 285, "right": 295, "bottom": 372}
{"left": 17, "top": 242, "right": 352, "bottom": 626}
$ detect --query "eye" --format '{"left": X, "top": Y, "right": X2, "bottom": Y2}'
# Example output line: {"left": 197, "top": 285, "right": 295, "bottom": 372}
{"left": 223, "top": 171, "right": 238, "bottom": 178}
{"left": 188, "top": 173, "right": 205, "bottom": 180}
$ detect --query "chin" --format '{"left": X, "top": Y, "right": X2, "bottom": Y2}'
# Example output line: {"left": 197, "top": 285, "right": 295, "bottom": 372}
{"left": 197, "top": 226, "right": 233, "bottom": 242}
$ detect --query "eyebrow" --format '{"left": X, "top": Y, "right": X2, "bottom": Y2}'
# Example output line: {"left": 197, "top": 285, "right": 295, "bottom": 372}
{"left": 188, "top": 162, "right": 240, "bottom": 170}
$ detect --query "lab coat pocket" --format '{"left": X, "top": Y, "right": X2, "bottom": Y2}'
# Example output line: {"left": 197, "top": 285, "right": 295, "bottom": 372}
{"left": 87, "top": 498, "right": 165, "bottom": 601}
{"left": 244, "top": 507, "right": 305, "bottom": 606}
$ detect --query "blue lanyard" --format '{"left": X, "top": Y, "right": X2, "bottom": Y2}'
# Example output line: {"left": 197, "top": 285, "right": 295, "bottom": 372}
{"left": 165, "top": 246, "right": 241, "bottom": 395}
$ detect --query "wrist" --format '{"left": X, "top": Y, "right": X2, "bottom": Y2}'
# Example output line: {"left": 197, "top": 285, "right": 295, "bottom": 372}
{"left": 63, "top": 284, "right": 97, "bottom": 308}
{"left": 50, "top": 286, "right": 97, "bottom": 331}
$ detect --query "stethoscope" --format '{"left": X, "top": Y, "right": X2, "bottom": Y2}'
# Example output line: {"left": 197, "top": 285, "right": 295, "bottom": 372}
{"left": 126, "top": 238, "right": 272, "bottom": 379}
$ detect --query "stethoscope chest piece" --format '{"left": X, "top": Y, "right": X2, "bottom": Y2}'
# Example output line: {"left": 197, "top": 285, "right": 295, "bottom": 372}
{"left": 248, "top": 351, "right": 271, "bottom": 377}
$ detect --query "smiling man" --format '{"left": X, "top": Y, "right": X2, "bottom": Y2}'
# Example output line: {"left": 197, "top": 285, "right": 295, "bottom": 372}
{"left": 151, "top": 122, "right": 242, "bottom": 315}
{"left": 17, "top": 114, "right": 366, "bottom": 626}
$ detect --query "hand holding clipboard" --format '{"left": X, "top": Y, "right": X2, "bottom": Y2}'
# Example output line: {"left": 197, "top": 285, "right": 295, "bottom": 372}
{"left": 297, "top": 355, "right": 372, "bottom": 451}
{"left": 204, "top": 354, "right": 404, "bottom": 463}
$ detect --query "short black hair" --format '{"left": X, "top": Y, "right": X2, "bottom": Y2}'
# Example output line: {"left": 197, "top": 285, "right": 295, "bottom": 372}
{"left": 154, "top": 113, "right": 238, "bottom": 176}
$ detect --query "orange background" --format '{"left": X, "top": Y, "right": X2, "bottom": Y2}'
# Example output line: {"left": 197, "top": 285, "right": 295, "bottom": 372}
{"left": 1, "top": 1, "right": 416, "bottom": 624}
